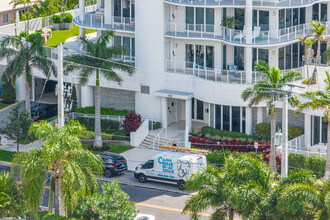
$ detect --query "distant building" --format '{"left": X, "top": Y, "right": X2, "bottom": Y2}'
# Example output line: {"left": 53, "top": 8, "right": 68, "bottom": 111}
{"left": 0, "top": 0, "right": 25, "bottom": 26}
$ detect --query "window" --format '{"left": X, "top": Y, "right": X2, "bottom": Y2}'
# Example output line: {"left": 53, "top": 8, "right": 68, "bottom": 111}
{"left": 278, "top": 43, "right": 302, "bottom": 70}
{"left": 253, "top": 10, "right": 269, "bottom": 31}
{"left": 253, "top": 49, "right": 268, "bottom": 69}
{"left": 143, "top": 160, "right": 154, "bottom": 169}
{"left": 235, "top": 9, "right": 245, "bottom": 30}
{"left": 3, "top": 14, "right": 8, "bottom": 23}
{"left": 215, "top": 105, "right": 221, "bottom": 129}
{"left": 195, "top": 45, "right": 204, "bottom": 67}
{"left": 222, "top": 45, "right": 227, "bottom": 70}
{"left": 192, "top": 98, "right": 195, "bottom": 119}
{"left": 234, "top": 46, "right": 244, "bottom": 70}
{"left": 279, "top": 8, "right": 306, "bottom": 29}
{"left": 299, "top": 8, "right": 305, "bottom": 24}
{"left": 114, "top": 0, "right": 135, "bottom": 20}
{"left": 141, "top": 85, "right": 150, "bottom": 94}
{"left": 223, "top": 105, "right": 230, "bottom": 131}
{"left": 321, "top": 4, "right": 327, "bottom": 22}
{"left": 123, "top": 37, "right": 130, "bottom": 56}
{"left": 186, "top": 44, "right": 194, "bottom": 68}
{"left": 114, "top": 0, "right": 121, "bottom": 17}
{"left": 313, "top": 4, "right": 319, "bottom": 21}
{"left": 292, "top": 43, "right": 298, "bottom": 68}
{"left": 185, "top": 44, "right": 214, "bottom": 69}
{"left": 113, "top": 36, "right": 135, "bottom": 58}
{"left": 285, "top": 45, "right": 292, "bottom": 69}
{"left": 242, "top": 107, "right": 246, "bottom": 133}
{"left": 232, "top": 106, "right": 240, "bottom": 132}
{"left": 186, "top": 7, "right": 214, "bottom": 32}
{"left": 313, "top": 116, "right": 320, "bottom": 145}
{"left": 279, "top": 47, "right": 285, "bottom": 70}
{"left": 206, "top": 46, "right": 214, "bottom": 68}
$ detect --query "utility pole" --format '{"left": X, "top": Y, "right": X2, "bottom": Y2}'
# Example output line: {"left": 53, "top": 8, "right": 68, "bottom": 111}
{"left": 57, "top": 43, "right": 64, "bottom": 128}
{"left": 281, "top": 94, "right": 288, "bottom": 178}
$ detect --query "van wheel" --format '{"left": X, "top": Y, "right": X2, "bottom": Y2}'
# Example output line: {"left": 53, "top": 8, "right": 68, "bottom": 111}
{"left": 178, "top": 180, "right": 186, "bottom": 190}
{"left": 138, "top": 174, "right": 147, "bottom": 183}
{"left": 104, "top": 169, "right": 113, "bottom": 178}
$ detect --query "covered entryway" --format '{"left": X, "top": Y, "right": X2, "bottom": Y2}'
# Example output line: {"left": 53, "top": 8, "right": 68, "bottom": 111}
{"left": 33, "top": 77, "right": 57, "bottom": 104}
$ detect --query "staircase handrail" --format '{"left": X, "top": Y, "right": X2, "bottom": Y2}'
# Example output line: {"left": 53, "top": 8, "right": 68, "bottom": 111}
{"left": 288, "top": 134, "right": 305, "bottom": 151}
{"left": 152, "top": 127, "right": 168, "bottom": 151}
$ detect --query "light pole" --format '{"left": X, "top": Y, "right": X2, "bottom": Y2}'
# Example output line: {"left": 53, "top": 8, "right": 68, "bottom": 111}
{"left": 57, "top": 43, "right": 64, "bottom": 128}
{"left": 281, "top": 94, "right": 288, "bottom": 178}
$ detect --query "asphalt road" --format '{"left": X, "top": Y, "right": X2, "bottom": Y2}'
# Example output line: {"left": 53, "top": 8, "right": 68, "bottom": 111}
{"left": 0, "top": 164, "right": 211, "bottom": 220}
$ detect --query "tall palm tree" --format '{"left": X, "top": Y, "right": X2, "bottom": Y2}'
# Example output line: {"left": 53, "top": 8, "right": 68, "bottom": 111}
{"left": 297, "top": 37, "right": 315, "bottom": 79}
{"left": 10, "top": 0, "right": 38, "bottom": 33}
{"left": 296, "top": 91, "right": 330, "bottom": 178}
{"left": 11, "top": 120, "right": 103, "bottom": 216}
{"left": 65, "top": 31, "right": 134, "bottom": 147}
{"left": 0, "top": 33, "right": 56, "bottom": 115}
{"left": 242, "top": 60, "right": 301, "bottom": 173}
{"left": 183, "top": 156, "right": 272, "bottom": 220}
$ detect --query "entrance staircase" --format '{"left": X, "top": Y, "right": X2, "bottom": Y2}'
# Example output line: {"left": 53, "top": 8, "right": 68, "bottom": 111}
{"left": 139, "top": 133, "right": 171, "bottom": 149}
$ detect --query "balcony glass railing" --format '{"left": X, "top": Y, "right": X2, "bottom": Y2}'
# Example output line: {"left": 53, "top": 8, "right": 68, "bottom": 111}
{"left": 73, "top": 5, "right": 135, "bottom": 32}
{"left": 166, "top": 60, "right": 304, "bottom": 85}
{"left": 165, "top": 0, "right": 320, "bottom": 7}
{"left": 165, "top": 22, "right": 330, "bottom": 45}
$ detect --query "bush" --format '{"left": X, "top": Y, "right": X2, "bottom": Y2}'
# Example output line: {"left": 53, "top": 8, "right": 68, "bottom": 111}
{"left": 1, "top": 80, "right": 16, "bottom": 103}
{"left": 122, "top": 112, "right": 142, "bottom": 134}
{"left": 62, "top": 13, "right": 73, "bottom": 23}
{"left": 149, "top": 121, "right": 161, "bottom": 130}
{"left": 255, "top": 123, "right": 271, "bottom": 141}
{"left": 289, "top": 153, "right": 325, "bottom": 178}
{"left": 26, "top": 32, "right": 43, "bottom": 44}
{"left": 302, "top": 77, "right": 316, "bottom": 85}
{"left": 51, "top": 14, "right": 62, "bottom": 24}
{"left": 75, "top": 106, "right": 132, "bottom": 116}
{"left": 288, "top": 126, "right": 303, "bottom": 140}
{"left": 201, "top": 126, "right": 258, "bottom": 141}
{"left": 17, "top": 31, "right": 27, "bottom": 38}
{"left": 75, "top": 117, "right": 120, "bottom": 130}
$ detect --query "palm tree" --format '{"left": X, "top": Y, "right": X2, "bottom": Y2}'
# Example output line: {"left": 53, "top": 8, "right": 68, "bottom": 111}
{"left": 0, "top": 33, "right": 56, "bottom": 115}
{"left": 296, "top": 92, "right": 330, "bottom": 178}
{"left": 10, "top": 0, "right": 38, "bottom": 33}
{"left": 183, "top": 156, "right": 272, "bottom": 220}
{"left": 65, "top": 30, "right": 134, "bottom": 147}
{"left": 297, "top": 37, "right": 315, "bottom": 79}
{"left": 242, "top": 60, "right": 301, "bottom": 173}
{"left": 11, "top": 120, "right": 103, "bottom": 216}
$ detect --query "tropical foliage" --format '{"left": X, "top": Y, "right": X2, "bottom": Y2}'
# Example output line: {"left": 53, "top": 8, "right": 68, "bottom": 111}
{"left": 122, "top": 112, "right": 142, "bottom": 134}
{"left": 241, "top": 60, "right": 301, "bottom": 173}
{"left": 65, "top": 30, "right": 134, "bottom": 147}
{"left": 0, "top": 33, "right": 56, "bottom": 114}
{"left": 11, "top": 120, "right": 103, "bottom": 217}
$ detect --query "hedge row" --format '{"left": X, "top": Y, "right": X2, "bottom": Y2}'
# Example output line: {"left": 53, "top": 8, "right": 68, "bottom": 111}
{"left": 289, "top": 153, "right": 325, "bottom": 178}
{"left": 75, "top": 106, "right": 132, "bottom": 116}
{"left": 200, "top": 126, "right": 259, "bottom": 141}
{"left": 75, "top": 117, "right": 120, "bottom": 130}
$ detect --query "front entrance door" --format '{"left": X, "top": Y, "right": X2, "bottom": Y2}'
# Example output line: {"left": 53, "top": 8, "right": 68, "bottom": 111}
{"left": 167, "top": 98, "right": 177, "bottom": 125}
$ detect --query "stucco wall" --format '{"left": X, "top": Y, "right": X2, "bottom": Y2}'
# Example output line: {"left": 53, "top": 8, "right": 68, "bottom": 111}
{"left": 100, "top": 87, "right": 135, "bottom": 111}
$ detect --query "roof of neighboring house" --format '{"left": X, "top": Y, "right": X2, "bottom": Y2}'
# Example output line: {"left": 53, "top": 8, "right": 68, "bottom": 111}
{"left": 0, "top": 0, "right": 26, "bottom": 14}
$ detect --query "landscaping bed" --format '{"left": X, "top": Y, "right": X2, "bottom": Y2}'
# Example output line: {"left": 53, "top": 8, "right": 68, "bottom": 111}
{"left": 74, "top": 106, "right": 133, "bottom": 116}
{"left": 83, "top": 143, "right": 133, "bottom": 154}
{"left": 0, "top": 149, "right": 15, "bottom": 162}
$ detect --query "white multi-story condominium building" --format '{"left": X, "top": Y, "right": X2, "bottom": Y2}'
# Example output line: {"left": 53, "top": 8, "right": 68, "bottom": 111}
{"left": 64, "top": 0, "right": 330, "bottom": 148}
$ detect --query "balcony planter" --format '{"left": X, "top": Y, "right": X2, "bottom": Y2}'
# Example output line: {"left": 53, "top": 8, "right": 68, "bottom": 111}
{"left": 53, "top": 22, "right": 73, "bottom": 30}
{"left": 51, "top": 13, "right": 73, "bottom": 30}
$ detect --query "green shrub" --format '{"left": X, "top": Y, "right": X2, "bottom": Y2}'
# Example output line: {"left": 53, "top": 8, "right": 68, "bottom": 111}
{"left": 255, "top": 123, "right": 271, "bottom": 141}
{"left": 75, "top": 106, "right": 132, "bottom": 116}
{"left": 302, "top": 77, "right": 316, "bottom": 85}
{"left": 17, "top": 31, "right": 27, "bottom": 38}
{"left": 288, "top": 126, "right": 303, "bottom": 140}
{"left": 201, "top": 126, "right": 258, "bottom": 141}
{"left": 289, "top": 153, "right": 325, "bottom": 178}
{"left": 51, "top": 14, "right": 62, "bottom": 24}
{"left": 75, "top": 117, "right": 120, "bottom": 130}
{"left": 62, "top": 13, "right": 73, "bottom": 23}
{"left": 1, "top": 81, "right": 16, "bottom": 103}
{"left": 149, "top": 121, "right": 161, "bottom": 130}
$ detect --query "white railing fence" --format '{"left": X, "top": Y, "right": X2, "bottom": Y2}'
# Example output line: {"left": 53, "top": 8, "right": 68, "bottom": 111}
{"left": 130, "top": 119, "right": 149, "bottom": 147}
{"left": 288, "top": 134, "right": 306, "bottom": 151}
{"left": 288, "top": 149, "right": 326, "bottom": 157}
{"left": 70, "top": 112, "right": 125, "bottom": 130}
{"left": 152, "top": 127, "right": 168, "bottom": 150}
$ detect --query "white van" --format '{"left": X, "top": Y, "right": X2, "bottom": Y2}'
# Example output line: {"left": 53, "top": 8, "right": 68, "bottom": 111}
{"left": 134, "top": 151, "right": 207, "bottom": 190}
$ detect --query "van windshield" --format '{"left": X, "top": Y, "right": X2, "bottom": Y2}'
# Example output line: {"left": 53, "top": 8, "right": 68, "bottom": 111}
{"left": 143, "top": 160, "right": 154, "bottom": 169}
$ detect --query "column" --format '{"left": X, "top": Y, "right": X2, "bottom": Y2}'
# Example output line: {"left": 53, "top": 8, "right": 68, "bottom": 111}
{"left": 257, "top": 107, "right": 263, "bottom": 124}
{"left": 304, "top": 114, "right": 311, "bottom": 148}
{"left": 15, "top": 75, "right": 26, "bottom": 101}
{"left": 79, "top": 0, "right": 85, "bottom": 22}
{"left": 80, "top": 85, "right": 94, "bottom": 107}
{"left": 245, "top": 0, "right": 253, "bottom": 83}
{"left": 245, "top": 107, "right": 253, "bottom": 135}
{"left": 161, "top": 97, "right": 168, "bottom": 129}
{"left": 31, "top": 76, "right": 35, "bottom": 102}
{"left": 185, "top": 99, "right": 192, "bottom": 132}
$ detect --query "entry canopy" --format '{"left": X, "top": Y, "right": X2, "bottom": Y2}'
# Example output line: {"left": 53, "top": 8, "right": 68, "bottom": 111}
{"left": 155, "top": 89, "right": 193, "bottom": 100}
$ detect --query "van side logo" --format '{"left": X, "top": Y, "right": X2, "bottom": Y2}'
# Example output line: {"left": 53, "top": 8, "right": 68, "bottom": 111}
{"left": 158, "top": 157, "right": 174, "bottom": 173}
{"left": 177, "top": 160, "right": 191, "bottom": 178}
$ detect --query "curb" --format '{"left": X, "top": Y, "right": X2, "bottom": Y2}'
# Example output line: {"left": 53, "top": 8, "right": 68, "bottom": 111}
{"left": 0, "top": 101, "right": 23, "bottom": 114}
{"left": 99, "top": 176, "right": 191, "bottom": 195}
{"left": 0, "top": 161, "right": 12, "bottom": 166}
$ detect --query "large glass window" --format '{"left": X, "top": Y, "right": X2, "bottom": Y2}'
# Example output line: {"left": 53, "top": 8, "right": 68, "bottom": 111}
{"left": 242, "top": 107, "right": 246, "bottom": 133}
{"left": 232, "top": 106, "right": 240, "bottom": 132}
{"left": 222, "top": 45, "right": 227, "bottom": 70}
{"left": 223, "top": 106, "right": 230, "bottom": 131}
{"left": 235, "top": 9, "right": 245, "bottom": 30}
{"left": 206, "top": 8, "right": 214, "bottom": 32}
{"left": 131, "top": 38, "right": 135, "bottom": 57}
{"left": 123, "top": 37, "right": 130, "bottom": 56}
{"left": 234, "top": 46, "right": 244, "bottom": 70}
{"left": 313, "top": 4, "right": 319, "bottom": 21}
{"left": 286, "top": 45, "right": 292, "bottom": 69}
{"left": 113, "top": 36, "right": 135, "bottom": 58}
{"left": 186, "top": 44, "right": 194, "bottom": 68}
{"left": 131, "top": 0, "right": 135, "bottom": 18}
{"left": 114, "top": 0, "right": 135, "bottom": 20}
{"left": 123, "top": 0, "right": 130, "bottom": 18}
{"left": 259, "top": 11, "right": 269, "bottom": 31}
{"left": 321, "top": 4, "right": 327, "bottom": 22}
{"left": 279, "top": 9, "right": 285, "bottom": 29}
{"left": 279, "top": 47, "right": 285, "bottom": 70}
{"left": 196, "top": 8, "right": 204, "bottom": 31}
{"left": 197, "top": 100, "right": 204, "bottom": 120}
{"left": 286, "top": 8, "right": 292, "bottom": 28}
{"left": 279, "top": 43, "right": 303, "bottom": 70}
{"left": 114, "top": 36, "right": 121, "bottom": 46}
{"left": 313, "top": 116, "right": 320, "bottom": 145}
{"left": 322, "top": 119, "right": 327, "bottom": 144}
{"left": 186, "top": 8, "right": 214, "bottom": 32}
{"left": 292, "top": 43, "right": 299, "bottom": 68}
{"left": 186, "top": 7, "right": 194, "bottom": 30}
{"left": 293, "top": 8, "right": 298, "bottom": 26}
{"left": 206, "top": 46, "right": 214, "bottom": 68}
{"left": 253, "top": 49, "right": 268, "bottom": 69}
{"left": 3, "top": 14, "right": 8, "bottom": 23}
{"left": 300, "top": 8, "right": 305, "bottom": 24}
{"left": 195, "top": 45, "right": 204, "bottom": 67}
{"left": 280, "top": 8, "right": 306, "bottom": 29}
{"left": 215, "top": 105, "right": 221, "bottom": 129}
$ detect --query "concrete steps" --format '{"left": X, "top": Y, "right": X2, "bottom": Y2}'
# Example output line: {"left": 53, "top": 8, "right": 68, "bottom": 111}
{"left": 139, "top": 133, "right": 171, "bottom": 149}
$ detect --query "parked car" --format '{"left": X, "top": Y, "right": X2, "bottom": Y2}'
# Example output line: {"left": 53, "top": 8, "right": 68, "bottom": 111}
{"left": 134, "top": 151, "right": 207, "bottom": 190}
{"left": 98, "top": 152, "right": 128, "bottom": 177}
{"left": 31, "top": 104, "right": 57, "bottom": 120}
{"left": 134, "top": 214, "right": 156, "bottom": 220}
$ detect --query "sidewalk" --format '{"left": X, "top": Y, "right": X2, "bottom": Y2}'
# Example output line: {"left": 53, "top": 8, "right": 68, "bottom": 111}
{"left": 0, "top": 137, "right": 42, "bottom": 152}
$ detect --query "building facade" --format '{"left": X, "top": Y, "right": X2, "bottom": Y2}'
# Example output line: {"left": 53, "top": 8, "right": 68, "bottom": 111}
{"left": 72, "top": 0, "right": 330, "bottom": 147}
{"left": 0, "top": 0, "right": 24, "bottom": 26}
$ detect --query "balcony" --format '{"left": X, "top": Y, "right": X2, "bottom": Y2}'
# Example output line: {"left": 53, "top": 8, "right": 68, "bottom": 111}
{"left": 166, "top": 60, "right": 304, "bottom": 84}
{"left": 73, "top": 5, "right": 135, "bottom": 32}
{"left": 164, "top": 0, "right": 320, "bottom": 7}
{"left": 165, "top": 22, "right": 330, "bottom": 46}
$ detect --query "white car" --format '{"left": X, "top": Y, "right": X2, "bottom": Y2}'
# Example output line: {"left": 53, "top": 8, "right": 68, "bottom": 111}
{"left": 134, "top": 213, "right": 156, "bottom": 220}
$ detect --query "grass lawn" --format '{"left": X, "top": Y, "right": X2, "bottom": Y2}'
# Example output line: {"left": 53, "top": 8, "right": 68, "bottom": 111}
{"left": 83, "top": 143, "right": 133, "bottom": 154}
{"left": 0, "top": 102, "right": 12, "bottom": 110}
{"left": 45, "top": 115, "right": 57, "bottom": 122}
{"left": 44, "top": 25, "right": 97, "bottom": 47}
{"left": 0, "top": 149, "right": 15, "bottom": 162}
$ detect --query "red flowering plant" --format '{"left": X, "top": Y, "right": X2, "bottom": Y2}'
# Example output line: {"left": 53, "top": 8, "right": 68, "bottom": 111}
{"left": 122, "top": 112, "right": 142, "bottom": 134}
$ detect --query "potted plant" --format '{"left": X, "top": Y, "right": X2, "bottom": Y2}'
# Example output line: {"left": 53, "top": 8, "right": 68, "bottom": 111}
{"left": 221, "top": 16, "right": 240, "bottom": 37}
{"left": 51, "top": 13, "right": 73, "bottom": 30}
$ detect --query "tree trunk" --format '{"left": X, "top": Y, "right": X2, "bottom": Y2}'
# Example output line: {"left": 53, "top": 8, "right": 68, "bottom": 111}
{"left": 25, "top": 82, "right": 31, "bottom": 116}
{"left": 94, "top": 70, "right": 102, "bottom": 147}
{"left": 325, "top": 122, "right": 330, "bottom": 178}
{"left": 54, "top": 178, "right": 65, "bottom": 216}
{"left": 269, "top": 112, "right": 277, "bottom": 173}
{"left": 16, "top": 142, "right": 19, "bottom": 152}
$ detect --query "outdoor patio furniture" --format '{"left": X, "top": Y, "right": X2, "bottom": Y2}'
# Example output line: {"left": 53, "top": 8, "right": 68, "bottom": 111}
{"left": 252, "top": 26, "right": 261, "bottom": 40}
{"left": 233, "top": 25, "right": 246, "bottom": 40}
